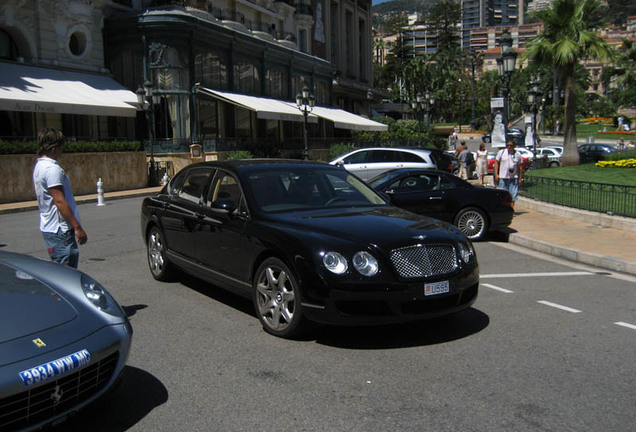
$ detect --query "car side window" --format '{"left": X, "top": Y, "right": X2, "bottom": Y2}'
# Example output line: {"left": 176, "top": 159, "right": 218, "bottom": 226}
{"left": 207, "top": 171, "right": 247, "bottom": 215}
{"left": 438, "top": 174, "right": 459, "bottom": 190}
{"left": 389, "top": 175, "right": 438, "bottom": 192}
{"left": 176, "top": 167, "right": 215, "bottom": 203}
{"left": 368, "top": 150, "right": 399, "bottom": 163}
{"left": 401, "top": 152, "right": 425, "bottom": 163}
{"left": 343, "top": 151, "right": 369, "bottom": 164}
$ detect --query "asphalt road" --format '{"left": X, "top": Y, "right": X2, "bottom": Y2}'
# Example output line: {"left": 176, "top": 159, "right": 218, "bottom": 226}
{"left": 2, "top": 197, "right": 634, "bottom": 432}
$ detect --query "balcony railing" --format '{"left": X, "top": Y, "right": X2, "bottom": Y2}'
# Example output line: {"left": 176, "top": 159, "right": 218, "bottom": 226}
{"left": 294, "top": 3, "right": 313, "bottom": 16}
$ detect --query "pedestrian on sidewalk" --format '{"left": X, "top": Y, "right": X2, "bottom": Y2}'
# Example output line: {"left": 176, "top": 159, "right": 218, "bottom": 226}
{"left": 476, "top": 143, "right": 488, "bottom": 185}
{"left": 494, "top": 139, "right": 523, "bottom": 208}
{"left": 33, "top": 128, "right": 88, "bottom": 268}
{"left": 457, "top": 141, "right": 472, "bottom": 180}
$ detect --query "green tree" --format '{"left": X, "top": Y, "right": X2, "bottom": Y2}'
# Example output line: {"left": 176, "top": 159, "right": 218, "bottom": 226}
{"left": 524, "top": 0, "right": 614, "bottom": 166}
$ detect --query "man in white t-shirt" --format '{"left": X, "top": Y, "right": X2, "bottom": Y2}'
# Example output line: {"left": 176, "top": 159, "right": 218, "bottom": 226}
{"left": 494, "top": 139, "right": 523, "bottom": 208}
{"left": 32, "top": 128, "right": 88, "bottom": 268}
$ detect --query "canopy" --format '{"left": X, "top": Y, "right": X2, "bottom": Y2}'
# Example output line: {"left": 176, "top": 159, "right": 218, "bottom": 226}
{"left": 308, "top": 105, "right": 388, "bottom": 131}
{"left": 0, "top": 62, "right": 139, "bottom": 117}
{"left": 198, "top": 88, "right": 317, "bottom": 123}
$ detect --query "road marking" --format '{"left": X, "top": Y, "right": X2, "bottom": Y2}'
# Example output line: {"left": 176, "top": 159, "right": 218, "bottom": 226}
{"left": 615, "top": 322, "right": 636, "bottom": 331}
{"left": 482, "top": 283, "right": 514, "bottom": 293}
{"left": 537, "top": 301, "right": 582, "bottom": 313}
{"left": 481, "top": 271, "right": 593, "bottom": 278}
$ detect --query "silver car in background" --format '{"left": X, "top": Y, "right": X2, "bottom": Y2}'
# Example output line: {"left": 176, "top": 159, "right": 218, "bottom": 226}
{"left": 329, "top": 147, "right": 437, "bottom": 181}
{"left": 0, "top": 250, "right": 132, "bottom": 431}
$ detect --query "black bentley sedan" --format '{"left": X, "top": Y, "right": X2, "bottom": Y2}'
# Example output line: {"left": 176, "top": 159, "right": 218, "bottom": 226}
{"left": 368, "top": 169, "right": 514, "bottom": 241}
{"left": 141, "top": 160, "right": 479, "bottom": 338}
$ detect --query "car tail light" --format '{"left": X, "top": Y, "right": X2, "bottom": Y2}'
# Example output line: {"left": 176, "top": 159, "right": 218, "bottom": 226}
{"left": 501, "top": 192, "right": 514, "bottom": 208}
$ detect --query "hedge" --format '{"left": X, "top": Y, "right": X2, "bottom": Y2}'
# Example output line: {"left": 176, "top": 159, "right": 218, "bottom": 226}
{"left": 0, "top": 140, "right": 142, "bottom": 155}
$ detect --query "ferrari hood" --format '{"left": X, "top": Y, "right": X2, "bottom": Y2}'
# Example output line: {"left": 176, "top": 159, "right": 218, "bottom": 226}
{"left": 0, "top": 262, "right": 77, "bottom": 345}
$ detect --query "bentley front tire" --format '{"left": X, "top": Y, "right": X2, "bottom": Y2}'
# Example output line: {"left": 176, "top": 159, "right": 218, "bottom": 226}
{"left": 253, "top": 258, "right": 305, "bottom": 338}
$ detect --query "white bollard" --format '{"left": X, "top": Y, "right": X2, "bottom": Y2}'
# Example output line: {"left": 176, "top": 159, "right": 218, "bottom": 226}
{"left": 96, "top": 178, "right": 106, "bottom": 206}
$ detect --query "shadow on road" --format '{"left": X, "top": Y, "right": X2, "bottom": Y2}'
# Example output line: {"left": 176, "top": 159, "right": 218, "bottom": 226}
{"left": 178, "top": 273, "right": 489, "bottom": 349}
{"left": 309, "top": 307, "right": 490, "bottom": 349}
{"left": 54, "top": 366, "right": 168, "bottom": 431}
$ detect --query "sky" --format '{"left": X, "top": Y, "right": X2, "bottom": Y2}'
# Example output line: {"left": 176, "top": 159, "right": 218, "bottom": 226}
{"left": 372, "top": 0, "right": 392, "bottom": 5}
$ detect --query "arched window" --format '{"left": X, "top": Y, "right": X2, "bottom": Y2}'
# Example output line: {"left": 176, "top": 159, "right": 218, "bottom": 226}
{"left": 0, "top": 29, "right": 19, "bottom": 60}
{"left": 233, "top": 62, "right": 260, "bottom": 95}
{"left": 194, "top": 52, "right": 228, "bottom": 90}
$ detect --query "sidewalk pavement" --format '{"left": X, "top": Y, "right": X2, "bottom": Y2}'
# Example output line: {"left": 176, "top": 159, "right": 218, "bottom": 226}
{"left": 1, "top": 185, "right": 635, "bottom": 276}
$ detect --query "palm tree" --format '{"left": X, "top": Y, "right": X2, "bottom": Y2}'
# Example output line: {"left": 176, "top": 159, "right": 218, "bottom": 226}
{"left": 524, "top": 0, "right": 614, "bottom": 166}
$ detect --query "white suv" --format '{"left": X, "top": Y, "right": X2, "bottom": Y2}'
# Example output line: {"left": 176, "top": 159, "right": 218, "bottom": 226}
{"left": 329, "top": 147, "right": 437, "bottom": 181}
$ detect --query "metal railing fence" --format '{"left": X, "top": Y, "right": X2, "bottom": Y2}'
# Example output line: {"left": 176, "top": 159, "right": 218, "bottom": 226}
{"left": 521, "top": 174, "right": 636, "bottom": 218}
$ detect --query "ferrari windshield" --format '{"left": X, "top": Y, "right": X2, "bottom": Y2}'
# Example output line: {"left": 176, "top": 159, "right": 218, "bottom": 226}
{"left": 244, "top": 167, "right": 388, "bottom": 212}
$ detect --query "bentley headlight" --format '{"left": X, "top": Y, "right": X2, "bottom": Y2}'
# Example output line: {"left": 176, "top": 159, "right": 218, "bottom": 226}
{"left": 457, "top": 242, "right": 474, "bottom": 264}
{"left": 353, "top": 251, "right": 378, "bottom": 276}
{"left": 81, "top": 274, "right": 126, "bottom": 317}
{"left": 322, "top": 252, "right": 348, "bottom": 274}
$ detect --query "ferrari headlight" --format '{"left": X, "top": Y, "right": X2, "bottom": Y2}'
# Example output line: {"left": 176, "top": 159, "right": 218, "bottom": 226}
{"left": 81, "top": 274, "right": 125, "bottom": 317}
{"left": 353, "top": 251, "right": 378, "bottom": 276}
{"left": 322, "top": 251, "right": 348, "bottom": 274}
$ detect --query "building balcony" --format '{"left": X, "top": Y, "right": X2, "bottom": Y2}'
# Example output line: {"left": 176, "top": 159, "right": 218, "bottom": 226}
{"left": 294, "top": 3, "right": 313, "bottom": 17}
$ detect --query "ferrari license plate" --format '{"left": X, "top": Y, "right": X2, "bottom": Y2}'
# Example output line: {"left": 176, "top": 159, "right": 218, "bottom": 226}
{"left": 425, "top": 280, "right": 450, "bottom": 296}
{"left": 19, "top": 349, "right": 91, "bottom": 387}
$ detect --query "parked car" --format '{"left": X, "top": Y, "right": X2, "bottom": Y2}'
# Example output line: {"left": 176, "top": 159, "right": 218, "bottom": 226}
{"left": 488, "top": 150, "right": 531, "bottom": 174}
{"left": 578, "top": 144, "right": 619, "bottom": 163}
{"left": 545, "top": 145, "right": 563, "bottom": 155}
{"left": 368, "top": 169, "right": 514, "bottom": 240}
{"left": 0, "top": 250, "right": 132, "bottom": 432}
{"left": 482, "top": 128, "right": 525, "bottom": 145}
{"left": 536, "top": 147, "right": 562, "bottom": 167}
{"left": 329, "top": 147, "right": 436, "bottom": 181}
{"left": 141, "top": 160, "right": 479, "bottom": 338}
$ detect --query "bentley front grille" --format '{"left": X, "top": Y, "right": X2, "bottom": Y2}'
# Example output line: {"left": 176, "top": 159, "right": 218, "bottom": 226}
{"left": 390, "top": 244, "right": 457, "bottom": 278}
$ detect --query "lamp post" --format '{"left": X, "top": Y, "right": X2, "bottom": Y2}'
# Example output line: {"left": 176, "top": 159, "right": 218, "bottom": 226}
{"left": 411, "top": 91, "right": 434, "bottom": 146}
{"left": 137, "top": 80, "right": 159, "bottom": 186}
{"left": 367, "top": 89, "right": 373, "bottom": 119}
{"left": 497, "top": 30, "right": 517, "bottom": 141}
{"left": 296, "top": 85, "right": 315, "bottom": 160}
{"left": 458, "top": 77, "right": 463, "bottom": 133}
{"left": 527, "top": 76, "right": 542, "bottom": 168}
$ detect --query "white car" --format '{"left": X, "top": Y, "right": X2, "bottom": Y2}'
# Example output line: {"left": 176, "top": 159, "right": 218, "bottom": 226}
{"left": 546, "top": 145, "right": 563, "bottom": 155}
{"left": 536, "top": 147, "right": 562, "bottom": 167}
{"left": 515, "top": 147, "right": 536, "bottom": 160}
{"left": 329, "top": 147, "right": 437, "bottom": 181}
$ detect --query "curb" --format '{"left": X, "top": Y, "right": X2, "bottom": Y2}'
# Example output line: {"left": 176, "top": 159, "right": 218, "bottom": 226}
{"left": 508, "top": 233, "right": 636, "bottom": 276}
{"left": 0, "top": 188, "right": 161, "bottom": 215}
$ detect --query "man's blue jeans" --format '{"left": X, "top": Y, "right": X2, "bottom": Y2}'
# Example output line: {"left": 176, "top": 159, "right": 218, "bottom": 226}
{"left": 498, "top": 177, "right": 519, "bottom": 201}
{"left": 42, "top": 228, "right": 79, "bottom": 268}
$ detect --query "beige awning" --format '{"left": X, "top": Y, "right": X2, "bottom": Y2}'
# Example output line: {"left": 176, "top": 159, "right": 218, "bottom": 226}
{"left": 198, "top": 88, "right": 317, "bottom": 123}
{"left": 307, "top": 106, "right": 388, "bottom": 131}
{"left": 0, "top": 62, "right": 139, "bottom": 117}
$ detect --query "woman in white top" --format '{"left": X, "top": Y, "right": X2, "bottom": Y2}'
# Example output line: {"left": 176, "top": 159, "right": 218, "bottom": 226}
{"left": 476, "top": 143, "right": 488, "bottom": 185}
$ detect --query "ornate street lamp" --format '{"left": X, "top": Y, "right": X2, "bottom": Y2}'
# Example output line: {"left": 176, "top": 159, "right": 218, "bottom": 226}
{"left": 411, "top": 91, "right": 434, "bottom": 145}
{"left": 527, "top": 76, "right": 542, "bottom": 167}
{"left": 137, "top": 80, "right": 160, "bottom": 186}
{"left": 497, "top": 30, "right": 517, "bottom": 142}
{"left": 296, "top": 85, "right": 315, "bottom": 160}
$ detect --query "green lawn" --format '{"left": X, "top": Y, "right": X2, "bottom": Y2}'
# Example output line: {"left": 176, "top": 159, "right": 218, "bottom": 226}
{"left": 530, "top": 164, "right": 636, "bottom": 186}
{"left": 523, "top": 164, "right": 636, "bottom": 217}
{"left": 576, "top": 123, "right": 634, "bottom": 141}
